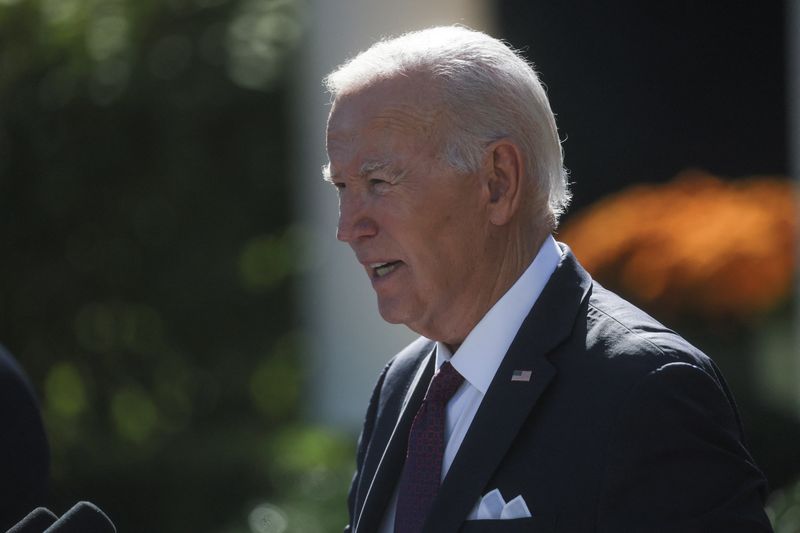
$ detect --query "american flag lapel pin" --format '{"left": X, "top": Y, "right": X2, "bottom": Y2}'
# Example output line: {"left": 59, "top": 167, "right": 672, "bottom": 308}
{"left": 511, "top": 370, "right": 532, "bottom": 382}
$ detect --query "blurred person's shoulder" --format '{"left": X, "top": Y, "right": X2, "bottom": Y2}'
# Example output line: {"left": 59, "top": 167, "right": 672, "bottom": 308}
{"left": 0, "top": 344, "right": 50, "bottom": 530}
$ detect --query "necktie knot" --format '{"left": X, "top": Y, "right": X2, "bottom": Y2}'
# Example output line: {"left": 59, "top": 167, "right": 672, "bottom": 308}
{"left": 425, "top": 361, "right": 464, "bottom": 404}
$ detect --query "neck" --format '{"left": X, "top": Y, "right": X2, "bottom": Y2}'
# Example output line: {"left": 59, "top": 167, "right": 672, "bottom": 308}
{"left": 433, "top": 227, "right": 548, "bottom": 350}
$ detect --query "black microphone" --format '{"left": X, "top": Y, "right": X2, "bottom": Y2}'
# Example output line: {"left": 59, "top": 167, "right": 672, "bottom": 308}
{"left": 42, "top": 502, "right": 116, "bottom": 533}
{"left": 5, "top": 507, "right": 57, "bottom": 532}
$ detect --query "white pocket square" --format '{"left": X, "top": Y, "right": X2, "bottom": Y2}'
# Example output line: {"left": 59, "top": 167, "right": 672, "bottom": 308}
{"left": 466, "top": 489, "right": 532, "bottom": 520}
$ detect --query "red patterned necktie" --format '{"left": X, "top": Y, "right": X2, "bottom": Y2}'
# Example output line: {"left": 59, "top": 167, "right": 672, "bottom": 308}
{"left": 394, "top": 361, "right": 464, "bottom": 533}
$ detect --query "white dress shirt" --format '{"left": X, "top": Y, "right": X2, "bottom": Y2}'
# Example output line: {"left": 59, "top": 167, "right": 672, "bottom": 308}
{"left": 377, "top": 235, "right": 562, "bottom": 532}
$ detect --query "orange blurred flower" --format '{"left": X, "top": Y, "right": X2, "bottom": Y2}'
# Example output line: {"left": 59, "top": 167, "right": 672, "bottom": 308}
{"left": 559, "top": 169, "right": 798, "bottom": 324}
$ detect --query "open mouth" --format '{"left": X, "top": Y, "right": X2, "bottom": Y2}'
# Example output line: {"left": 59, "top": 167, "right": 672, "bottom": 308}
{"left": 369, "top": 261, "right": 402, "bottom": 278}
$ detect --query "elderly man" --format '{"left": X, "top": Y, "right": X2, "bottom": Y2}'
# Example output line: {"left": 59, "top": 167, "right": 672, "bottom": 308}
{"left": 323, "top": 26, "right": 771, "bottom": 532}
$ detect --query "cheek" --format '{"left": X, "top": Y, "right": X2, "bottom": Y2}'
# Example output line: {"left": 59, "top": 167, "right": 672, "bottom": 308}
{"left": 390, "top": 185, "right": 485, "bottom": 268}
{"left": 428, "top": 232, "right": 474, "bottom": 281}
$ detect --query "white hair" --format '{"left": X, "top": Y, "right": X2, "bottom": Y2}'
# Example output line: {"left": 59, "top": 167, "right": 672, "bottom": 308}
{"left": 324, "top": 25, "right": 571, "bottom": 228}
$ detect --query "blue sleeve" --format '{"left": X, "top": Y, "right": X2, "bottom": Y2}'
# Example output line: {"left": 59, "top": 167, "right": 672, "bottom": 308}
{"left": 597, "top": 361, "right": 772, "bottom": 532}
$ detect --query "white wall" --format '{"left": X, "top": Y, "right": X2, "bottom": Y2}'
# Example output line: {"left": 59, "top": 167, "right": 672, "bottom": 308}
{"left": 293, "top": 0, "right": 494, "bottom": 431}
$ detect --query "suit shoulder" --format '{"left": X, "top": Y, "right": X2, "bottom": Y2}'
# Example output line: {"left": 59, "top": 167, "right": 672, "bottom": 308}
{"left": 359, "top": 337, "right": 433, "bottom": 420}
{"left": 365, "top": 335, "right": 433, "bottom": 418}
{"left": 582, "top": 283, "right": 714, "bottom": 375}
{"left": 383, "top": 336, "right": 434, "bottom": 385}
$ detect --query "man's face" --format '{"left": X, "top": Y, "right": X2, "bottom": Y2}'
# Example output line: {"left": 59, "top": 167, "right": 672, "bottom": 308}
{"left": 325, "top": 77, "right": 492, "bottom": 342}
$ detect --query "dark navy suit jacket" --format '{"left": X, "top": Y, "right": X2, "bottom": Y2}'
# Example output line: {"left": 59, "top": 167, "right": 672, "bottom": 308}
{"left": 0, "top": 344, "right": 50, "bottom": 531}
{"left": 346, "top": 247, "right": 771, "bottom": 532}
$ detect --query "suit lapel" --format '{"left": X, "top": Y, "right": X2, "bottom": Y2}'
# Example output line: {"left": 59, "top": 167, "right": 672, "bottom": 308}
{"left": 354, "top": 346, "right": 435, "bottom": 533}
{"left": 424, "top": 249, "right": 592, "bottom": 532}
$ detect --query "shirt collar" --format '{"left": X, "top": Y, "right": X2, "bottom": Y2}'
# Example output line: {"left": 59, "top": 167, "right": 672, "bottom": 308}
{"left": 435, "top": 235, "right": 562, "bottom": 394}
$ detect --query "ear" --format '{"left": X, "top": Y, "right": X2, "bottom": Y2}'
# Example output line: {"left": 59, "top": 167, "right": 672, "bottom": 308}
{"left": 483, "top": 139, "right": 524, "bottom": 226}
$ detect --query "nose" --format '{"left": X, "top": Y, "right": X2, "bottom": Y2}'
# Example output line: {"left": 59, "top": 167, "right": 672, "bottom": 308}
{"left": 336, "top": 193, "right": 377, "bottom": 243}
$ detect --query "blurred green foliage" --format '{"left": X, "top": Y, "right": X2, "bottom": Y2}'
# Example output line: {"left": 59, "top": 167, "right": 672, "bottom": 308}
{"left": 0, "top": 0, "right": 353, "bottom": 531}
{"left": 769, "top": 477, "right": 800, "bottom": 533}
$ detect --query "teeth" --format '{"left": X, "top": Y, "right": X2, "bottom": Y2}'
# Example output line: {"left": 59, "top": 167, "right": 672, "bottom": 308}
{"left": 373, "top": 262, "right": 398, "bottom": 277}
{"left": 375, "top": 264, "right": 397, "bottom": 277}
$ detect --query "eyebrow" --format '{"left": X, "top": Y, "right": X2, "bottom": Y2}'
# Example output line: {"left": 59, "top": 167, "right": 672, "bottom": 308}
{"left": 360, "top": 160, "right": 393, "bottom": 177}
{"left": 321, "top": 159, "right": 401, "bottom": 183}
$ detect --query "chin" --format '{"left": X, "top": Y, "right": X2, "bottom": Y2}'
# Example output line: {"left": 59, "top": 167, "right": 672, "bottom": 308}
{"left": 376, "top": 298, "right": 416, "bottom": 328}
{"left": 377, "top": 306, "right": 406, "bottom": 325}
{"left": 378, "top": 307, "right": 434, "bottom": 342}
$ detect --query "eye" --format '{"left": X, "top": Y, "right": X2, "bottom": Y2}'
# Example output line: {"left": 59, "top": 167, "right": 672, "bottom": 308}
{"left": 369, "top": 178, "right": 391, "bottom": 192}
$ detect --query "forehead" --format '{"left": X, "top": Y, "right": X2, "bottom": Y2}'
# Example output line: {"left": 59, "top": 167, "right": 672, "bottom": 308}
{"left": 326, "top": 77, "right": 443, "bottom": 164}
